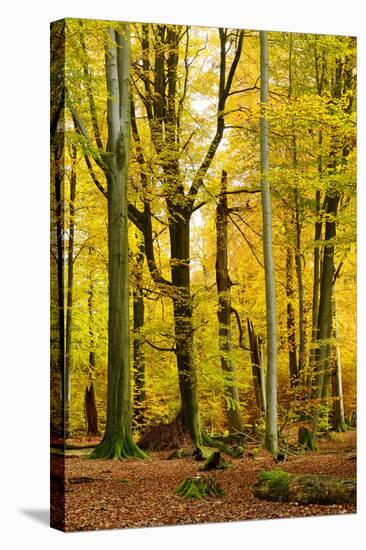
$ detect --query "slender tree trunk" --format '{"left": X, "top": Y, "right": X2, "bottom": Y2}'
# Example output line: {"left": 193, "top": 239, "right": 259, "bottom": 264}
{"left": 215, "top": 170, "right": 243, "bottom": 432}
{"left": 247, "top": 318, "right": 266, "bottom": 414}
{"left": 85, "top": 250, "right": 100, "bottom": 437}
{"left": 50, "top": 20, "right": 66, "bottom": 444}
{"left": 331, "top": 291, "right": 346, "bottom": 431}
{"left": 64, "top": 145, "right": 77, "bottom": 439}
{"left": 288, "top": 35, "right": 306, "bottom": 379}
{"left": 53, "top": 137, "right": 66, "bottom": 437}
{"left": 133, "top": 241, "right": 146, "bottom": 427}
{"left": 91, "top": 25, "right": 146, "bottom": 459}
{"left": 294, "top": 183, "right": 306, "bottom": 376}
{"left": 286, "top": 246, "right": 298, "bottom": 386}
{"left": 309, "top": 195, "right": 340, "bottom": 446}
{"left": 308, "top": 189, "right": 322, "bottom": 388}
{"left": 260, "top": 30, "right": 278, "bottom": 455}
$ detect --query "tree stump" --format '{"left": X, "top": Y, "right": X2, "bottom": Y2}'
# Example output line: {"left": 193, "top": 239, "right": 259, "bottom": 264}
{"left": 200, "top": 451, "right": 232, "bottom": 471}
{"left": 175, "top": 476, "right": 225, "bottom": 498}
{"left": 252, "top": 469, "right": 356, "bottom": 504}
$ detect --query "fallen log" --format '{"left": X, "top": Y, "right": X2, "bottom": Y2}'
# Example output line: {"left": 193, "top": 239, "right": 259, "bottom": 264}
{"left": 252, "top": 469, "right": 356, "bottom": 504}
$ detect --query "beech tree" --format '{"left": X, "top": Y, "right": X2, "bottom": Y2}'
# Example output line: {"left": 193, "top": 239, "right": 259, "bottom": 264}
{"left": 260, "top": 30, "right": 278, "bottom": 455}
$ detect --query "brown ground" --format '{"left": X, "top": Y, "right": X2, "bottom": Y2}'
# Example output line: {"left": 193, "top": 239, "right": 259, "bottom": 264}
{"left": 54, "top": 430, "right": 356, "bottom": 532}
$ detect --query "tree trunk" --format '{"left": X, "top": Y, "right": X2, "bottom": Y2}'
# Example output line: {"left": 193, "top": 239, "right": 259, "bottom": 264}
{"left": 52, "top": 134, "right": 66, "bottom": 438}
{"left": 286, "top": 246, "right": 298, "bottom": 386}
{"left": 85, "top": 382, "right": 99, "bottom": 437}
{"left": 294, "top": 184, "right": 306, "bottom": 377}
{"left": 169, "top": 213, "right": 202, "bottom": 447}
{"left": 85, "top": 253, "right": 100, "bottom": 437}
{"left": 331, "top": 291, "right": 346, "bottom": 431}
{"left": 260, "top": 30, "right": 278, "bottom": 455}
{"left": 309, "top": 194, "right": 340, "bottom": 447}
{"left": 308, "top": 189, "right": 322, "bottom": 388}
{"left": 253, "top": 469, "right": 355, "bottom": 504}
{"left": 64, "top": 144, "right": 77, "bottom": 439}
{"left": 133, "top": 241, "right": 146, "bottom": 428}
{"left": 91, "top": 25, "right": 146, "bottom": 459}
{"left": 215, "top": 170, "right": 243, "bottom": 432}
{"left": 50, "top": 20, "right": 66, "bottom": 440}
{"left": 247, "top": 318, "right": 266, "bottom": 414}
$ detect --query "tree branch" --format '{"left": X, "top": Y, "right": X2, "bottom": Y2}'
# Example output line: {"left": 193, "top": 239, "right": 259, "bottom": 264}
{"left": 144, "top": 338, "right": 176, "bottom": 353}
{"left": 231, "top": 307, "right": 250, "bottom": 350}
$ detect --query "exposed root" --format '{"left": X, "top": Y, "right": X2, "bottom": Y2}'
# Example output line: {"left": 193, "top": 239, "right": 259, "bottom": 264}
{"left": 90, "top": 432, "right": 148, "bottom": 460}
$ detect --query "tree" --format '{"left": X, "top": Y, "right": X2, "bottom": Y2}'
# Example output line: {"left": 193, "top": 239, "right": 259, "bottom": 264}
{"left": 73, "top": 24, "right": 147, "bottom": 459}
{"left": 215, "top": 170, "right": 243, "bottom": 432}
{"left": 133, "top": 25, "right": 244, "bottom": 446}
{"left": 259, "top": 30, "right": 278, "bottom": 455}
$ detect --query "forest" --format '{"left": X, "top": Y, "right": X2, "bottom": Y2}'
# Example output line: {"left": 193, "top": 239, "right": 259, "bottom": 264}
{"left": 50, "top": 18, "right": 356, "bottom": 531}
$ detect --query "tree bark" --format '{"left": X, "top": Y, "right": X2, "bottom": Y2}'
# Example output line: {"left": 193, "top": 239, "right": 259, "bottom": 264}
{"left": 286, "top": 246, "right": 298, "bottom": 386}
{"left": 253, "top": 470, "right": 355, "bottom": 504}
{"left": 309, "top": 194, "right": 340, "bottom": 446}
{"left": 91, "top": 25, "right": 146, "bottom": 459}
{"left": 133, "top": 25, "right": 243, "bottom": 446}
{"left": 64, "top": 145, "right": 77, "bottom": 439}
{"left": 215, "top": 170, "right": 243, "bottom": 432}
{"left": 85, "top": 250, "right": 100, "bottom": 437}
{"left": 331, "top": 290, "right": 346, "bottom": 431}
{"left": 247, "top": 318, "right": 266, "bottom": 414}
{"left": 260, "top": 30, "right": 278, "bottom": 455}
{"left": 50, "top": 20, "right": 66, "bottom": 441}
{"left": 133, "top": 241, "right": 146, "bottom": 428}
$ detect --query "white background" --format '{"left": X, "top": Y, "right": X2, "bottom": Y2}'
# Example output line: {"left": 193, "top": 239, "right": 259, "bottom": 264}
{"left": 0, "top": 0, "right": 364, "bottom": 548}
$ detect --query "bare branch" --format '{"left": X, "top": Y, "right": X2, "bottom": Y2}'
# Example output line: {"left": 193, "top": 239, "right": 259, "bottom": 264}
{"left": 144, "top": 339, "right": 176, "bottom": 353}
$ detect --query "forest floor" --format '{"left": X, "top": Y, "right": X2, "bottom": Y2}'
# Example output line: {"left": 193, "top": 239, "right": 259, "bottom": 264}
{"left": 53, "top": 429, "right": 356, "bottom": 532}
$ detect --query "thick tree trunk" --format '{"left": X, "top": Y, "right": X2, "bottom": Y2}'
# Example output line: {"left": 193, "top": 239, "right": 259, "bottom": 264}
{"left": 133, "top": 241, "right": 146, "bottom": 427}
{"left": 169, "top": 214, "right": 202, "bottom": 447}
{"left": 260, "top": 30, "right": 278, "bottom": 455}
{"left": 247, "top": 318, "right": 266, "bottom": 414}
{"left": 286, "top": 246, "right": 298, "bottom": 386}
{"left": 215, "top": 170, "right": 243, "bottom": 432}
{"left": 91, "top": 25, "right": 146, "bottom": 459}
{"left": 253, "top": 470, "right": 356, "bottom": 504}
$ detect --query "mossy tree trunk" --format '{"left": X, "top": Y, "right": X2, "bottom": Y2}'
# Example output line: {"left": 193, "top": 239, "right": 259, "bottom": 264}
{"left": 90, "top": 24, "right": 146, "bottom": 459}
{"left": 253, "top": 469, "right": 356, "bottom": 504}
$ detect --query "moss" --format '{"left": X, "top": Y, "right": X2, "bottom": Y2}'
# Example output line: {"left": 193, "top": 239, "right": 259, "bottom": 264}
{"left": 175, "top": 476, "right": 225, "bottom": 499}
{"left": 89, "top": 432, "right": 148, "bottom": 460}
{"left": 298, "top": 427, "right": 317, "bottom": 451}
{"left": 257, "top": 469, "right": 289, "bottom": 500}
